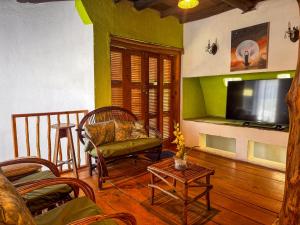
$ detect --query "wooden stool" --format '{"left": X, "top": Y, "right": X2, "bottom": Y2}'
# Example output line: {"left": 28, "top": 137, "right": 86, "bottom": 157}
{"left": 51, "top": 123, "right": 78, "bottom": 178}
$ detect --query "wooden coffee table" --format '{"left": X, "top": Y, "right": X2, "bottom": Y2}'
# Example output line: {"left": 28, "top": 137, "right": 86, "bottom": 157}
{"left": 147, "top": 158, "right": 215, "bottom": 225}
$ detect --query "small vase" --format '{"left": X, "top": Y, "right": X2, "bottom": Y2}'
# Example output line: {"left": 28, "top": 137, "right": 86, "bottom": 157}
{"left": 174, "top": 156, "right": 187, "bottom": 171}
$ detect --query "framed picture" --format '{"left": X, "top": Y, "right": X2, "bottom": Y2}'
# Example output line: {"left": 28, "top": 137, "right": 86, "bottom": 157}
{"left": 230, "top": 22, "right": 270, "bottom": 72}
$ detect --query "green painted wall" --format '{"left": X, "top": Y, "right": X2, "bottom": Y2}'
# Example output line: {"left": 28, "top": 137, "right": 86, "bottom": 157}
{"left": 182, "top": 77, "right": 206, "bottom": 119}
{"left": 182, "top": 70, "right": 295, "bottom": 119}
{"left": 79, "top": 0, "right": 183, "bottom": 107}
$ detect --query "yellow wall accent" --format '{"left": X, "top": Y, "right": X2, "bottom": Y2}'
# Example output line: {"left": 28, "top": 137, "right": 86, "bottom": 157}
{"left": 75, "top": 0, "right": 92, "bottom": 25}
{"left": 81, "top": 0, "right": 183, "bottom": 107}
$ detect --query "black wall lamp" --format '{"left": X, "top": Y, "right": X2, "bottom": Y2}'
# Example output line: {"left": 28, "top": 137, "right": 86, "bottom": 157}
{"left": 285, "top": 22, "right": 299, "bottom": 42}
{"left": 206, "top": 39, "right": 218, "bottom": 55}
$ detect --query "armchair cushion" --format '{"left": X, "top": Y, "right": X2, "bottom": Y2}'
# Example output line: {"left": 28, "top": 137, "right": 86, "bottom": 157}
{"left": 114, "top": 120, "right": 133, "bottom": 142}
{"left": 34, "top": 196, "right": 116, "bottom": 225}
{"left": 2, "top": 163, "right": 42, "bottom": 179}
{"left": 90, "top": 138, "right": 162, "bottom": 158}
{"left": 130, "top": 121, "right": 148, "bottom": 139}
{"left": 0, "top": 172, "right": 36, "bottom": 225}
{"left": 84, "top": 121, "right": 115, "bottom": 152}
{"left": 14, "top": 171, "right": 72, "bottom": 213}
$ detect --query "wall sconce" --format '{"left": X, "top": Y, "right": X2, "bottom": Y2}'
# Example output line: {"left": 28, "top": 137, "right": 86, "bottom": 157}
{"left": 285, "top": 22, "right": 299, "bottom": 42}
{"left": 206, "top": 39, "right": 218, "bottom": 55}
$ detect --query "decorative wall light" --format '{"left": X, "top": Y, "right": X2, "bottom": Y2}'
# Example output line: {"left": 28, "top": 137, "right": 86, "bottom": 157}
{"left": 285, "top": 22, "right": 299, "bottom": 42}
{"left": 178, "top": 0, "right": 199, "bottom": 9}
{"left": 206, "top": 39, "right": 218, "bottom": 55}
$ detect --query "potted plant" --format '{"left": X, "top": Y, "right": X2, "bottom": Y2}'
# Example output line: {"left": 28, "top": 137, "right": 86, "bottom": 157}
{"left": 172, "top": 123, "right": 187, "bottom": 170}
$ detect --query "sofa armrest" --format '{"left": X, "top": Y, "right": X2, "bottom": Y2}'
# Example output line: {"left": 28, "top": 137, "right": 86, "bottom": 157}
{"left": 0, "top": 157, "right": 60, "bottom": 177}
{"left": 67, "top": 213, "right": 137, "bottom": 225}
{"left": 17, "top": 177, "right": 95, "bottom": 202}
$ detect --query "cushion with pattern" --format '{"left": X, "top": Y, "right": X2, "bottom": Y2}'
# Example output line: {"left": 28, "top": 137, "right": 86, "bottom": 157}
{"left": 114, "top": 120, "right": 134, "bottom": 142}
{"left": 84, "top": 120, "right": 115, "bottom": 152}
{"left": 0, "top": 171, "right": 36, "bottom": 225}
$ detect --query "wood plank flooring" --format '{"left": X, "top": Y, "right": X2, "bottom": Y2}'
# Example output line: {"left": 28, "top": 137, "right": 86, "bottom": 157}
{"left": 71, "top": 149, "right": 285, "bottom": 225}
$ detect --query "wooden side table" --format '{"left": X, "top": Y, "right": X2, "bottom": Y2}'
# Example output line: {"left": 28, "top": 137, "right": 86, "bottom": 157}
{"left": 51, "top": 123, "right": 78, "bottom": 178}
{"left": 147, "top": 158, "right": 215, "bottom": 225}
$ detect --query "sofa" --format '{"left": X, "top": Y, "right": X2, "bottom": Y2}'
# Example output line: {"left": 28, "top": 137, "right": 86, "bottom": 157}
{"left": 77, "top": 106, "right": 162, "bottom": 189}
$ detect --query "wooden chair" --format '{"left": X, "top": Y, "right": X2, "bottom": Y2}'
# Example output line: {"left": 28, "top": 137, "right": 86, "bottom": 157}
{"left": 0, "top": 172, "right": 136, "bottom": 225}
{"left": 77, "top": 106, "right": 162, "bottom": 189}
{"left": 0, "top": 157, "right": 73, "bottom": 214}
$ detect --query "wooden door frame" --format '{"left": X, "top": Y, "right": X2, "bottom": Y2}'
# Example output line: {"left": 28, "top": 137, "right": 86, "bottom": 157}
{"left": 110, "top": 35, "right": 182, "bottom": 133}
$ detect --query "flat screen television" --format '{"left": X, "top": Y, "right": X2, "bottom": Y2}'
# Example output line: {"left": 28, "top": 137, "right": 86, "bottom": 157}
{"left": 226, "top": 78, "right": 292, "bottom": 126}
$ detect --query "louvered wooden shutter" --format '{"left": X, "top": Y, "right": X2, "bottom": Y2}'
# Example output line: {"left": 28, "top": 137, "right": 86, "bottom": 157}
{"left": 148, "top": 56, "right": 159, "bottom": 136}
{"left": 111, "top": 49, "right": 124, "bottom": 107}
{"left": 162, "top": 57, "right": 172, "bottom": 140}
{"left": 130, "top": 53, "right": 143, "bottom": 120}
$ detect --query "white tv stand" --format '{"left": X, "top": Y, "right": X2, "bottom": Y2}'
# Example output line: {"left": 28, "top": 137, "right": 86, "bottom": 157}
{"left": 182, "top": 117, "right": 289, "bottom": 171}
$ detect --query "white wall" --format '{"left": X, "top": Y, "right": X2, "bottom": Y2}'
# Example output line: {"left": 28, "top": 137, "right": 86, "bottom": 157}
{"left": 0, "top": 0, "right": 94, "bottom": 160}
{"left": 182, "top": 0, "right": 299, "bottom": 77}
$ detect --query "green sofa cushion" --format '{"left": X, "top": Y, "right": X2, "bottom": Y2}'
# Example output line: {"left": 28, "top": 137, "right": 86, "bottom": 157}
{"left": 14, "top": 171, "right": 72, "bottom": 213}
{"left": 90, "top": 138, "right": 162, "bottom": 158}
{"left": 34, "top": 197, "right": 117, "bottom": 225}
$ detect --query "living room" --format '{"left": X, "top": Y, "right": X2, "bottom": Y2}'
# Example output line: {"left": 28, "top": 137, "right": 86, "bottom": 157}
{"left": 0, "top": 0, "right": 299, "bottom": 224}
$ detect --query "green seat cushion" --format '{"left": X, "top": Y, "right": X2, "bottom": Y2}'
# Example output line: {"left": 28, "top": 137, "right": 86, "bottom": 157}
{"left": 14, "top": 171, "right": 72, "bottom": 213}
{"left": 90, "top": 138, "right": 162, "bottom": 158}
{"left": 35, "top": 197, "right": 117, "bottom": 225}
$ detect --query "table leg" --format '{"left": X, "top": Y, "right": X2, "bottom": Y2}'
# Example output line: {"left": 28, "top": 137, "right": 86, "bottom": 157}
{"left": 183, "top": 183, "right": 188, "bottom": 225}
{"left": 67, "top": 128, "right": 79, "bottom": 179}
{"left": 53, "top": 130, "right": 60, "bottom": 166}
{"left": 206, "top": 175, "right": 211, "bottom": 210}
{"left": 173, "top": 178, "right": 176, "bottom": 187}
{"left": 150, "top": 172, "right": 155, "bottom": 205}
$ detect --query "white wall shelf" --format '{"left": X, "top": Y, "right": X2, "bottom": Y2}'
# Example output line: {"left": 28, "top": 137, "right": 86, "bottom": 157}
{"left": 182, "top": 119, "right": 288, "bottom": 171}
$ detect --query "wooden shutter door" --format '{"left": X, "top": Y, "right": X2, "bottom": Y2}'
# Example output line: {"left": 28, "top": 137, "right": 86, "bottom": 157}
{"left": 127, "top": 51, "right": 145, "bottom": 121}
{"left": 160, "top": 55, "right": 174, "bottom": 142}
{"left": 146, "top": 54, "right": 160, "bottom": 133}
{"left": 111, "top": 48, "right": 124, "bottom": 107}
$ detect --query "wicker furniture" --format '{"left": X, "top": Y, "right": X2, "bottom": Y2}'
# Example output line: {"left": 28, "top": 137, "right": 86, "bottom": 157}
{"left": 0, "top": 157, "right": 73, "bottom": 215}
{"left": 0, "top": 171, "right": 136, "bottom": 225}
{"left": 77, "top": 106, "right": 162, "bottom": 189}
{"left": 147, "top": 158, "right": 215, "bottom": 225}
{"left": 52, "top": 123, "right": 78, "bottom": 178}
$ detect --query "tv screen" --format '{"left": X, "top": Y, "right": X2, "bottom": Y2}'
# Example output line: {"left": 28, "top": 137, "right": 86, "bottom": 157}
{"left": 226, "top": 78, "right": 292, "bottom": 125}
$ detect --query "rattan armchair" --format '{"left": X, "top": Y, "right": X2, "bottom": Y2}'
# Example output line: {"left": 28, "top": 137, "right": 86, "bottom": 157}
{"left": 0, "top": 157, "right": 74, "bottom": 214}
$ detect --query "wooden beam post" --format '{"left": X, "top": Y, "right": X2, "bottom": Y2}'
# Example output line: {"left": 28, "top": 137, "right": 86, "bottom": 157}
{"left": 134, "top": 0, "right": 160, "bottom": 10}
{"left": 220, "top": 0, "right": 255, "bottom": 12}
{"left": 275, "top": 1, "right": 300, "bottom": 224}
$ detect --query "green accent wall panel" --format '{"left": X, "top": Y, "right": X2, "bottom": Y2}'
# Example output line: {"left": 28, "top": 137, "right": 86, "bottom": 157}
{"left": 80, "top": 0, "right": 183, "bottom": 107}
{"left": 75, "top": 0, "right": 92, "bottom": 25}
{"left": 182, "top": 77, "right": 206, "bottom": 119}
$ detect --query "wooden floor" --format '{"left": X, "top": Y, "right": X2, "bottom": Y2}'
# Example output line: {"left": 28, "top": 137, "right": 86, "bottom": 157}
{"left": 72, "top": 149, "right": 285, "bottom": 225}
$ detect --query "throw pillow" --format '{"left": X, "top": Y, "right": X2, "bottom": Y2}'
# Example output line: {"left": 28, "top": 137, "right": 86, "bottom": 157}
{"left": 2, "top": 163, "right": 42, "bottom": 179}
{"left": 84, "top": 120, "right": 115, "bottom": 152}
{"left": 0, "top": 172, "right": 36, "bottom": 225}
{"left": 131, "top": 121, "right": 148, "bottom": 139}
{"left": 114, "top": 120, "right": 134, "bottom": 142}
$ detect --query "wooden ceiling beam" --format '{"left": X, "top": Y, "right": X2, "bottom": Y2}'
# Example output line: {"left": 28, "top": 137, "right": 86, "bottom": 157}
{"left": 179, "top": 3, "right": 233, "bottom": 23}
{"left": 160, "top": 6, "right": 181, "bottom": 18}
{"left": 220, "top": 0, "right": 256, "bottom": 12}
{"left": 134, "top": 0, "right": 161, "bottom": 10}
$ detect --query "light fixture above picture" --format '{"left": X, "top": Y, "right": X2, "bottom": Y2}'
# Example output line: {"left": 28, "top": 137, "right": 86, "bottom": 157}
{"left": 206, "top": 39, "right": 218, "bottom": 55}
{"left": 178, "top": 0, "right": 199, "bottom": 9}
{"left": 285, "top": 22, "right": 299, "bottom": 42}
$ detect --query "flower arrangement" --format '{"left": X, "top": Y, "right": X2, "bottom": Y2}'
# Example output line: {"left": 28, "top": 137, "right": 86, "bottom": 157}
{"left": 172, "top": 123, "right": 187, "bottom": 161}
